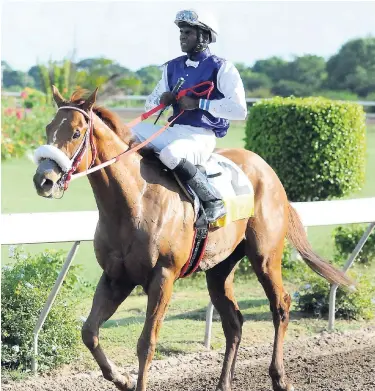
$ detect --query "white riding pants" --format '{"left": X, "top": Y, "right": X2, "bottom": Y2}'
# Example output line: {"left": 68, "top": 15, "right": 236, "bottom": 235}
{"left": 132, "top": 123, "right": 216, "bottom": 169}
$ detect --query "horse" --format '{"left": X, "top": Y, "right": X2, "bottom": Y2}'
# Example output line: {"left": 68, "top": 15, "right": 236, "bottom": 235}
{"left": 32, "top": 86, "right": 352, "bottom": 391}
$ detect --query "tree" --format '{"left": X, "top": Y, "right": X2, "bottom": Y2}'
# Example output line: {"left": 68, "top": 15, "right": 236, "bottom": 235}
{"left": 253, "top": 55, "right": 327, "bottom": 95}
{"left": 2, "top": 69, "right": 34, "bottom": 89}
{"left": 240, "top": 70, "right": 272, "bottom": 92}
{"left": 271, "top": 80, "right": 311, "bottom": 97}
{"left": 285, "top": 55, "right": 327, "bottom": 91}
{"left": 28, "top": 65, "right": 43, "bottom": 90}
{"left": 326, "top": 37, "right": 375, "bottom": 96}
{"left": 234, "top": 62, "right": 248, "bottom": 74}
{"left": 343, "top": 65, "right": 375, "bottom": 97}
{"left": 117, "top": 77, "right": 142, "bottom": 95}
{"left": 136, "top": 65, "right": 162, "bottom": 94}
{"left": 1, "top": 61, "right": 12, "bottom": 72}
{"left": 76, "top": 57, "right": 135, "bottom": 91}
{"left": 252, "top": 56, "right": 289, "bottom": 82}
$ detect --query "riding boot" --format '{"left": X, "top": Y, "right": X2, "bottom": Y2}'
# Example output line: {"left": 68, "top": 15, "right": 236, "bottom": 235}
{"left": 173, "top": 159, "right": 226, "bottom": 223}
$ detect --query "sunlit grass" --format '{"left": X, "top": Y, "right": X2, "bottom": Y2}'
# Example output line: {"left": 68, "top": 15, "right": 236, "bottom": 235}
{"left": 2, "top": 124, "right": 374, "bottom": 280}
{"left": 2, "top": 123, "right": 375, "bottom": 369}
{"left": 71, "top": 277, "right": 375, "bottom": 369}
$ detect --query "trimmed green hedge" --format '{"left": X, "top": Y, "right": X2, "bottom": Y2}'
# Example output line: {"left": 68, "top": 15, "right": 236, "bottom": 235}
{"left": 245, "top": 97, "right": 366, "bottom": 201}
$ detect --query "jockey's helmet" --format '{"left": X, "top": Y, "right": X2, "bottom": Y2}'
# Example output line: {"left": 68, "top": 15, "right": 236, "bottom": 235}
{"left": 174, "top": 9, "right": 218, "bottom": 44}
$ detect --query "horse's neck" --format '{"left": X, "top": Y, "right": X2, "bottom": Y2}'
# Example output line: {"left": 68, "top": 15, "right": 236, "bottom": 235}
{"left": 88, "top": 116, "right": 144, "bottom": 221}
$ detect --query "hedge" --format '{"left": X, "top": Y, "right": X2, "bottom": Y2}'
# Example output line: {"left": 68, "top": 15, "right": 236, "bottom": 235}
{"left": 245, "top": 97, "right": 366, "bottom": 201}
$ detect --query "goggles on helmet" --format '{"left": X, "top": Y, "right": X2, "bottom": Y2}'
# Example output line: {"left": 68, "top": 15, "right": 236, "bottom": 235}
{"left": 175, "top": 9, "right": 218, "bottom": 43}
{"left": 175, "top": 10, "right": 200, "bottom": 25}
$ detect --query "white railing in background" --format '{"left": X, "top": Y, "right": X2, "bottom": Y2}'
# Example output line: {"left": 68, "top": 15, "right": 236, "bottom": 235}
{"left": 2, "top": 90, "right": 375, "bottom": 107}
{"left": 101, "top": 95, "right": 375, "bottom": 107}
{"left": 1, "top": 198, "right": 375, "bottom": 371}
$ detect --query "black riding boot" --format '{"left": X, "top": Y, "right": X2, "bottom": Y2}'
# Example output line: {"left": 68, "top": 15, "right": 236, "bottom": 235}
{"left": 173, "top": 159, "right": 226, "bottom": 223}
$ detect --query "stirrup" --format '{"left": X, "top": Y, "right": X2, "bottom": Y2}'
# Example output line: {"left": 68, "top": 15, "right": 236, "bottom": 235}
{"left": 204, "top": 199, "right": 226, "bottom": 223}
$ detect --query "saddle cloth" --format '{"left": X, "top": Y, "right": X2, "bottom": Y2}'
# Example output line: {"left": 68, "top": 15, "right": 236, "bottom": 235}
{"left": 189, "top": 153, "right": 255, "bottom": 227}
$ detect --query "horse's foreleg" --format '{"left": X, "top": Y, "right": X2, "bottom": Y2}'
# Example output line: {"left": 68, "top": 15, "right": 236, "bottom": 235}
{"left": 136, "top": 266, "right": 175, "bottom": 391}
{"left": 205, "top": 242, "right": 245, "bottom": 391}
{"left": 82, "top": 273, "right": 136, "bottom": 391}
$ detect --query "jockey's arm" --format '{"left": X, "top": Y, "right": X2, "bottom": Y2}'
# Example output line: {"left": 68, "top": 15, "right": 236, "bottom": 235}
{"left": 144, "top": 66, "right": 169, "bottom": 113}
{"left": 199, "top": 61, "right": 247, "bottom": 120}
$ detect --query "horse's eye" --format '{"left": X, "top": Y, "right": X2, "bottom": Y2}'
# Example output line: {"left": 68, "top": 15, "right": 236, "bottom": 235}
{"left": 72, "top": 130, "right": 81, "bottom": 139}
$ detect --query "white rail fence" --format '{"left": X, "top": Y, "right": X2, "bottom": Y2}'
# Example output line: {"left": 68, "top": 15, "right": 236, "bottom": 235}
{"left": 4, "top": 92, "right": 375, "bottom": 123}
{"left": 3, "top": 90, "right": 375, "bottom": 107}
{"left": 1, "top": 198, "right": 375, "bottom": 371}
{"left": 3, "top": 91, "right": 375, "bottom": 119}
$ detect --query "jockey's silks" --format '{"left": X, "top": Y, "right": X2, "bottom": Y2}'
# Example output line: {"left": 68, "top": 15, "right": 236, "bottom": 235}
{"left": 166, "top": 49, "right": 230, "bottom": 138}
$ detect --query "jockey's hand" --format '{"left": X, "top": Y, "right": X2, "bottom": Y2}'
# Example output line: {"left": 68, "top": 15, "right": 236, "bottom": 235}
{"left": 178, "top": 96, "right": 199, "bottom": 111}
{"left": 159, "top": 92, "right": 176, "bottom": 106}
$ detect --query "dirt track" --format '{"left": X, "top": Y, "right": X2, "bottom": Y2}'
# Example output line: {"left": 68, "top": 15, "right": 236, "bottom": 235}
{"left": 3, "top": 327, "right": 375, "bottom": 391}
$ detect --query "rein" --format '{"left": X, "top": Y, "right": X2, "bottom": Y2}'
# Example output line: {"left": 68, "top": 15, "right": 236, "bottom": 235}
{"left": 36, "top": 81, "right": 214, "bottom": 192}
{"left": 69, "top": 107, "right": 185, "bottom": 182}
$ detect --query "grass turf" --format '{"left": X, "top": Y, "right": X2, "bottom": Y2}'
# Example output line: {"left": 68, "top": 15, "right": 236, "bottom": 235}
{"left": 2, "top": 123, "right": 374, "bottom": 284}
{"left": 2, "top": 121, "right": 374, "bottom": 369}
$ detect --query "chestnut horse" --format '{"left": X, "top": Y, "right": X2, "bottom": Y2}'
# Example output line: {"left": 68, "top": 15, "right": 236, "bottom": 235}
{"left": 33, "top": 86, "right": 351, "bottom": 391}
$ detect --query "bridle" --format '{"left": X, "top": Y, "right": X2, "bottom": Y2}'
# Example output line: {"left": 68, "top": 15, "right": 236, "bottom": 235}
{"left": 34, "top": 81, "right": 215, "bottom": 194}
{"left": 57, "top": 106, "right": 97, "bottom": 190}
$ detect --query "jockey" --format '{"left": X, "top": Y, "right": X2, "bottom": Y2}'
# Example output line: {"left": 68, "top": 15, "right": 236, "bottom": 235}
{"left": 134, "top": 9, "right": 247, "bottom": 223}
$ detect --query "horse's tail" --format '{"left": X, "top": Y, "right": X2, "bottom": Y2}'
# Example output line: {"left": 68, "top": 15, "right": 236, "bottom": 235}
{"left": 286, "top": 202, "right": 353, "bottom": 287}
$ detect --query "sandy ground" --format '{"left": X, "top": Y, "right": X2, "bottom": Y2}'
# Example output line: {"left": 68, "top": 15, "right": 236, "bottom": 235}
{"left": 3, "top": 326, "right": 375, "bottom": 391}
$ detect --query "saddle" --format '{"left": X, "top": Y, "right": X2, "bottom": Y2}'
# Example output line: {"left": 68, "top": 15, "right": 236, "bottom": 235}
{"left": 174, "top": 153, "right": 255, "bottom": 278}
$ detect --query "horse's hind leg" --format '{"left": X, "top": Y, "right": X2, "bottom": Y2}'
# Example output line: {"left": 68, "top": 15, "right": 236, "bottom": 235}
{"left": 205, "top": 241, "right": 245, "bottom": 391}
{"left": 82, "top": 273, "right": 136, "bottom": 391}
{"left": 245, "top": 215, "right": 293, "bottom": 391}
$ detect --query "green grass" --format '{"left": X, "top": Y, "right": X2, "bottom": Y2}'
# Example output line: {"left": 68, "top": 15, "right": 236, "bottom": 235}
{"left": 1, "top": 157, "right": 101, "bottom": 282}
{"left": 2, "top": 124, "right": 375, "bottom": 283}
{"left": 2, "top": 123, "right": 375, "bottom": 371}
{"left": 0, "top": 121, "right": 248, "bottom": 284}
{"left": 68, "top": 276, "right": 375, "bottom": 370}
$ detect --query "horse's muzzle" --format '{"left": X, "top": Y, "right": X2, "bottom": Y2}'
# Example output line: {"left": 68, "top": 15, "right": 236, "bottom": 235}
{"left": 33, "top": 159, "right": 63, "bottom": 198}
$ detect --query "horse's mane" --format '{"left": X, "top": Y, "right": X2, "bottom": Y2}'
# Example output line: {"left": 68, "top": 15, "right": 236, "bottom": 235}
{"left": 68, "top": 89, "right": 157, "bottom": 159}
{"left": 69, "top": 89, "right": 135, "bottom": 146}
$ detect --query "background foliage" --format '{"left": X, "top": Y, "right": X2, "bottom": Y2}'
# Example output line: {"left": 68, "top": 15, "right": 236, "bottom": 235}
{"left": 1, "top": 248, "right": 86, "bottom": 372}
{"left": 2, "top": 37, "right": 375, "bottom": 101}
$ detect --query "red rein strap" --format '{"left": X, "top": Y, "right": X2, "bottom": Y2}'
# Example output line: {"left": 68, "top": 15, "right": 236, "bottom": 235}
{"left": 124, "top": 81, "right": 214, "bottom": 129}
{"left": 177, "top": 81, "right": 214, "bottom": 99}
{"left": 70, "top": 109, "right": 186, "bottom": 181}
{"left": 68, "top": 81, "right": 215, "bottom": 183}
{"left": 125, "top": 103, "right": 166, "bottom": 129}
{"left": 114, "top": 110, "right": 185, "bottom": 161}
{"left": 116, "top": 81, "right": 214, "bottom": 160}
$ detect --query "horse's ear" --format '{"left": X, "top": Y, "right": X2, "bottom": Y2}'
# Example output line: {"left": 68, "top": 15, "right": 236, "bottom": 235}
{"left": 82, "top": 88, "right": 99, "bottom": 112}
{"left": 51, "top": 85, "right": 66, "bottom": 107}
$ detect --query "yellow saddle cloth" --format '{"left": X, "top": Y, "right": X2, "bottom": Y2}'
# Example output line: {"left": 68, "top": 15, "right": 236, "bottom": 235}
{"left": 211, "top": 193, "right": 254, "bottom": 228}
{"left": 203, "top": 153, "right": 255, "bottom": 227}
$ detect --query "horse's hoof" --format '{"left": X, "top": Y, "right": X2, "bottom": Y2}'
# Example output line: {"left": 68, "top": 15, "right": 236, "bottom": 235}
{"left": 215, "top": 384, "right": 231, "bottom": 391}
{"left": 126, "top": 376, "right": 137, "bottom": 391}
{"left": 114, "top": 375, "right": 136, "bottom": 391}
{"left": 273, "top": 382, "right": 294, "bottom": 391}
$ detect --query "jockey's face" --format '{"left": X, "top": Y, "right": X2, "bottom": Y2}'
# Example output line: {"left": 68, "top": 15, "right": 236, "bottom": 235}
{"left": 179, "top": 25, "right": 198, "bottom": 53}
